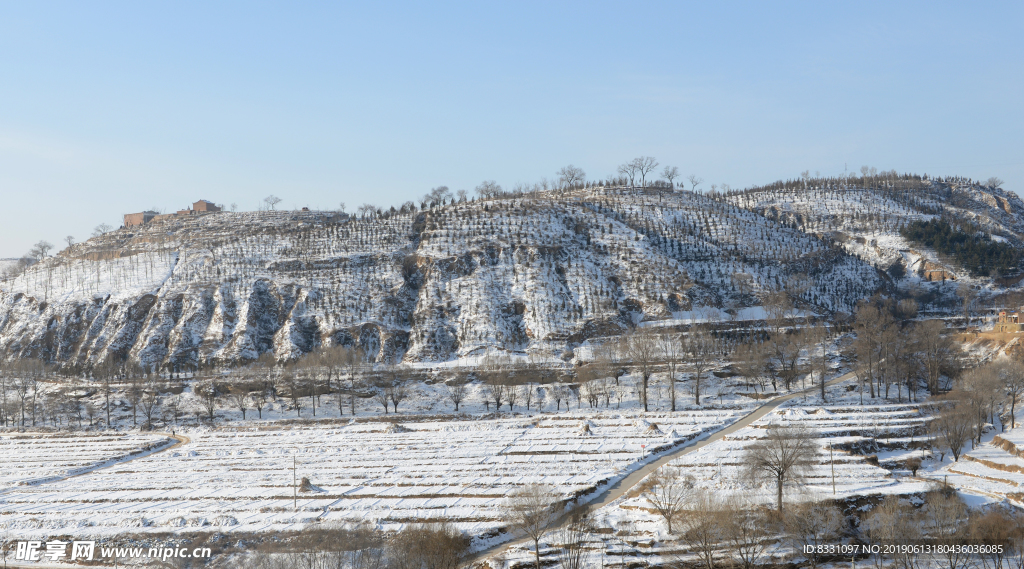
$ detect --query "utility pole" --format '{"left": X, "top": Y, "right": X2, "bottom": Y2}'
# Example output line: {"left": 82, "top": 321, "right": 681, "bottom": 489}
{"left": 293, "top": 454, "right": 297, "bottom": 512}
{"left": 830, "top": 440, "right": 836, "bottom": 495}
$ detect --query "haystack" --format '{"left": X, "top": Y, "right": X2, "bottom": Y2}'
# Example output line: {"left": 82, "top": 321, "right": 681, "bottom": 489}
{"left": 577, "top": 420, "right": 597, "bottom": 436}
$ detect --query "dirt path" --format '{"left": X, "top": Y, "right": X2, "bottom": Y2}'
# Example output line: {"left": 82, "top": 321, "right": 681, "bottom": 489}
{"left": 471, "top": 370, "right": 857, "bottom": 564}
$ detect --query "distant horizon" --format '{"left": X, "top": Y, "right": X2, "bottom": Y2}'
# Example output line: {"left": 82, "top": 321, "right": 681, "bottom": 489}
{"left": 1, "top": 2, "right": 1020, "bottom": 257}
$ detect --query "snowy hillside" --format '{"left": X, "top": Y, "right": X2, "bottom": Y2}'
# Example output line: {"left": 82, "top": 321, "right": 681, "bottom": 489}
{"left": 0, "top": 186, "right": 885, "bottom": 371}
{"left": 722, "top": 175, "right": 1024, "bottom": 282}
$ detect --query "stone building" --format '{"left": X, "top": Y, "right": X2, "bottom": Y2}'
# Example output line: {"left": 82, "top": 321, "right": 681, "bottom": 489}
{"left": 996, "top": 309, "right": 1024, "bottom": 333}
{"left": 122, "top": 200, "right": 221, "bottom": 229}
{"left": 123, "top": 211, "right": 158, "bottom": 228}
{"left": 192, "top": 200, "right": 221, "bottom": 212}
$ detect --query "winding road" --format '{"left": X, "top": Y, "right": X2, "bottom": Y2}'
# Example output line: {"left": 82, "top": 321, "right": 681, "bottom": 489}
{"left": 471, "top": 369, "right": 858, "bottom": 563}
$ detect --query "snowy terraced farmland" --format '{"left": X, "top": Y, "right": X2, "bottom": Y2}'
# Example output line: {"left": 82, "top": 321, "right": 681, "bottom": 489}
{"left": 0, "top": 432, "right": 171, "bottom": 489}
{"left": 631, "top": 403, "right": 932, "bottom": 509}
{"left": 934, "top": 428, "right": 1024, "bottom": 502}
{"left": 496, "top": 401, "right": 937, "bottom": 569}
{"left": 0, "top": 410, "right": 743, "bottom": 538}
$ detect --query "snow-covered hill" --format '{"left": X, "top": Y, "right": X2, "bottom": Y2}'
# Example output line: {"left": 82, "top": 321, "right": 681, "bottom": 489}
{"left": 721, "top": 175, "right": 1024, "bottom": 282}
{"left": 0, "top": 186, "right": 886, "bottom": 371}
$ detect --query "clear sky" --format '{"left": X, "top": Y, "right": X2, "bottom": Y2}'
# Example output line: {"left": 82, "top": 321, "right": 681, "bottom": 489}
{"left": 1, "top": 1, "right": 1021, "bottom": 257}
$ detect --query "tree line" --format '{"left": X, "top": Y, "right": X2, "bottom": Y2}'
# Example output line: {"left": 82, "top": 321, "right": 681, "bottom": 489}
{"left": 901, "top": 217, "right": 1022, "bottom": 277}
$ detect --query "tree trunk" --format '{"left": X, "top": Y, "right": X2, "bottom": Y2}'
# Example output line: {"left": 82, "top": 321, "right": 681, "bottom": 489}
{"left": 776, "top": 478, "right": 784, "bottom": 512}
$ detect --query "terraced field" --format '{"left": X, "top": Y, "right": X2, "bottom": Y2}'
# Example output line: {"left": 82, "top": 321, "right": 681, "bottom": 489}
{"left": 935, "top": 429, "right": 1024, "bottom": 503}
{"left": 0, "top": 410, "right": 743, "bottom": 538}
{"left": 0, "top": 432, "right": 171, "bottom": 489}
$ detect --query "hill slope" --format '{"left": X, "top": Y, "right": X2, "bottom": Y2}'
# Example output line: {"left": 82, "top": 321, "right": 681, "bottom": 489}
{"left": 0, "top": 186, "right": 886, "bottom": 370}
{"left": 721, "top": 174, "right": 1024, "bottom": 283}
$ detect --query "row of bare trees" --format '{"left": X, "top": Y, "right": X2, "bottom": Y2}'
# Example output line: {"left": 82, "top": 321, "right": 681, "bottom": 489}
{"left": 246, "top": 521, "right": 470, "bottom": 569}
{"left": 853, "top": 296, "right": 959, "bottom": 402}
{"left": 930, "top": 357, "right": 1024, "bottom": 461}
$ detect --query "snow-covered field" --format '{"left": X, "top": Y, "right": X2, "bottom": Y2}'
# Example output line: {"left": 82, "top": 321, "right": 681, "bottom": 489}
{"left": 0, "top": 432, "right": 170, "bottom": 489}
{"left": 498, "top": 379, "right": 939, "bottom": 569}
{"left": 0, "top": 409, "right": 744, "bottom": 539}
{"left": 930, "top": 425, "right": 1024, "bottom": 504}
{"left": 651, "top": 402, "right": 932, "bottom": 505}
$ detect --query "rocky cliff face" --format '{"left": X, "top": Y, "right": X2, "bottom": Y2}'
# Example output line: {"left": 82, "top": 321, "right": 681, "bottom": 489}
{"left": 0, "top": 186, "right": 886, "bottom": 371}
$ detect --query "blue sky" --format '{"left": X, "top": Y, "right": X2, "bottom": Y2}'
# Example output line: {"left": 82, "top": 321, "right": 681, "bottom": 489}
{"left": 1, "top": 2, "right": 1021, "bottom": 257}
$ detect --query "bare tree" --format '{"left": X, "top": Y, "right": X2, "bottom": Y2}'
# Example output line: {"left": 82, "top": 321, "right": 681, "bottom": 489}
{"left": 961, "top": 366, "right": 1003, "bottom": 442}
{"left": 373, "top": 381, "right": 390, "bottom": 414}
{"left": 617, "top": 161, "right": 638, "bottom": 187}
{"left": 686, "top": 329, "right": 716, "bottom": 405}
{"left": 932, "top": 402, "right": 974, "bottom": 461}
{"left": 734, "top": 342, "right": 769, "bottom": 393}
{"left": 863, "top": 495, "right": 921, "bottom": 569}
{"left": 482, "top": 383, "right": 507, "bottom": 412}
{"left": 627, "top": 329, "right": 658, "bottom": 411}
{"left": 195, "top": 381, "right": 219, "bottom": 421}
{"left": 958, "top": 284, "right": 978, "bottom": 328}
{"left": 388, "top": 375, "right": 409, "bottom": 413}
{"left": 662, "top": 165, "right": 680, "bottom": 187}
{"left": 661, "top": 334, "right": 683, "bottom": 411}
{"left": 92, "top": 223, "right": 113, "bottom": 237}
{"left": 278, "top": 373, "right": 303, "bottom": 416}
{"left": 744, "top": 425, "right": 817, "bottom": 511}
{"left": 443, "top": 380, "right": 467, "bottom": 412}
{"left": 226, "top": 386, "right": 251, "bottom": 420}
{"left": 555, "top": 506, "right": 593, "bottom": 569}
{"left": 263, "top": 195, "right": 282, "bottom": 210}
{"left": 914, "top": 320, "right": 955, "bottom": 393}
{"left": 504, "top": 484, "right": 555, "bottom": 569}
{"left": 854, "top": 301, "right": 892, "bottom": 398}
{"left": 687, "top": 174, "right": 704, "bottom": 193}
{"left": 357, "top": 203, "right": 378, "bottom": 217}
{"left": 475, "top": 180, "right": 502, "bottom": 198}
{"left": 29, "top": 240, "right": 52, "bottom": 259}
{"left": 785, "top": 501, "right": 844, "bottom": 569}
{"left": 140, "top": 377, "right": 161, "bottom": 427}
{"left": 424, "top": 185, "right": 451, "bottom": 205}
{"left": 387, "top": 523, "right": 471, "bottom": 569}
{"left": 678, "top": 492, "right": 725, "bottom": 569}
{"left": 251, "top": 381, "right": 271, "bottom": 419}
{"left": 634, "top": 156, "right": 659, "bottom": 187}
{"left": 557, "top": 165, "right": 586, "bottom": 189}
{"left": 506, "top": 383, "right": 521, "bottom": 411}
{"left": 63, "top": 235, "right": 75, "bottom": 248}
{"left": 809, "top": 325, "right": 831, "bottom": 402}
{"left": 126, "top": 375, "right": 143, "bottom": 426}
{"left": 642, "top": 466, "right": 692, "bottom": 534}
{"left": 986, "top": 177, "right": 1005, "bottom": 188}
{"left": 723, "top": 498, "right": 769, "bottom": 569}
{"left": 923, "top": 492, "right": 970, "bottom": 569}
{"left": 999, "top": 356, "right": 1024, "bottom": 429}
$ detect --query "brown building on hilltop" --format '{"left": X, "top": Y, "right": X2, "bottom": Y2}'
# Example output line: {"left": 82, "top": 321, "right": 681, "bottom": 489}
{"left": 124, "top": 211, "right": 158, "bottom": 228}
{"left": 122, "top": 200, "right": 222, "bottom": 229}
{"left": 192, "top": 200, "right": 221, "bottom": 212}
